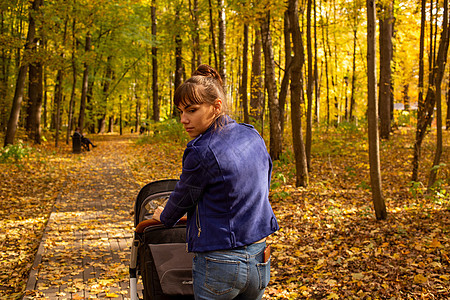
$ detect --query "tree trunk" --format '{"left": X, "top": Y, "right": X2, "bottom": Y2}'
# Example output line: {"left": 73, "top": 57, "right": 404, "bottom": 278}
{"left": 152, "top": 0, "right": 159, "bottom": 122}
{"left": 413, "top": 0, "right": 449, "bottom": 181}
{"left": 313, "top": 0, "right": 319, "bottom": 123}
{"left": 427, "top": 0, "right": 448, "bottom": 188}
{"left": 98, "top": 56, "right": 113, "bottom": 134}
{"left": 240, "top": 24, "right": 249, "bottom": 124}
{"left": 288, "top": 0, "right": 309, "bottom": 187}
{"left": 0, "top": 10, "right": 10, "bottom": 131}
{"left": 379, "top": 1, "right": 394, "bottom": 140}
{"left": 217, "top": 0, "right": 226, "bottom": 86}
{"left": 261, "top": 12, "right": 282, "bottom": 160}
{"left": 173, "top": 5, "right": 183, "bottom": 117}
{"left": 323, "top": 9, "right": 330, "bottom": 126}
{"left": 250, "top": 28, "right": 262, "bottom": 123}
{"left": 350, "top": 27, "right": 357, "bottom": 121}
{"left": 28, "top": 60, "right": 43, "bottom": 144}
{"left": 4, "top": 0, "right": 42, "bottom": 146}
{"left": 278, "top": 10, "right": 292, "bottom": 135}
{"left": 367, "top": 0, "right": 387, "bottom": 220}
{"left": 54, "top": 69, "right": 63, "bottom": 147}
{"left": 66, "top": 18, "right": 77, "bottom": 144}
{"left": 306, "top": 0, "right": 313, "bottom": 170}
{"left": 208, "top": 0, "right": 217, "bottom": 70}
{"left": 447, "top": 67, "right": 450, "bottom": 129}
{"left": 78, "top": 33, "right": 91, "bottom": 132}
{"left": 190, "top": 0, "right": 201, "bottom": 70}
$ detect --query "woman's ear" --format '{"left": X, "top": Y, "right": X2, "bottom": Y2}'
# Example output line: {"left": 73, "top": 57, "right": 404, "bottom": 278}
{"left": 214, "top": 99, "right": 223, "bottom": 114}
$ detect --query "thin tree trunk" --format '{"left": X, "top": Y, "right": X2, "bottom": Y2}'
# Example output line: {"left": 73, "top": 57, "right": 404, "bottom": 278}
{"left": 367, "top": 0, "right": 387, "bottom": 220}
{"left": 306, "top": 0, "right": 313, "bottom": 170}
{"left": 350, "top": 27, "right": 357, "bottom": 122}
{"left": 152, "top": 0, "right": 159, "bottom": 122}
{"left": 447, "top": 66, "right": 450, "bottom": 129}
{"left": 279, "top": 10, "right": 292, "bottom": 135}
{"left": 250, "top": 28, "right": 262, "bottom": 123}
{"left": 288, "top": 0, "right": 309, "bottom": 187}
{"left": 98, "top": 56, "right": 113, "bottom": 134}
{"left": 54, "top": 68, "right": 63, "bottom": 147}
{"left": 208, "top": 0, "right": 217, "bottom": 70}
{"left": 379, "top": 2, "right": 393, "bottom": 140}
{"left": 4, "top": 0, "right": 42, "bottom": 146}
{"left": 427, "top": 0, "right": 448, "bottom": 188}
{"left": 323, "top": 7, "right": 330, "bottom": 126}
{"left": 413, "top": 0, "right": 450, "bottom": 181}
{"left": 313, "top": 0, "right": 319, "bottom": 123}
{"left": 240, "top": 24, "right": 249, "bottom": 124}
{"left": 261, "top": 12, "right": 282, "bottom": 160}
{"left": 0, "top": 10, "right": 10, "bottom": 131}
{"left": 173, "top": 5, "right": 183, "bottom": 117}
{"left": 66, "top": 19, "right": 77, "bottom": 144}
{"left": 78, "top": 33, "right": 91, "bottom": 132}
{"left": 217, "top": 0, "right": 226, "bottom": 86}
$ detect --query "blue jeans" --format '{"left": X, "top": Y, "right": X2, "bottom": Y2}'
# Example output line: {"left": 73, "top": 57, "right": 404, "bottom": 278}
{"left": 192, "top": 242, "right": 270, "bottom": 300}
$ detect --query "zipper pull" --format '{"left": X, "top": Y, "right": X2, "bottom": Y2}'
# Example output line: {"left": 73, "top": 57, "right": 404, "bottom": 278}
{"left": 198, "top": 228, "right": 201, "bottom": 237}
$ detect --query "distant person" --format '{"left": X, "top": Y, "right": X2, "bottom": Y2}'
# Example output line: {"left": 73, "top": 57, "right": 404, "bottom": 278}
{"left": 153, "top": 64, "right": 279, "bottom": 299}
{"left": 74, "top": 127, "right": 97, "bottom": 151}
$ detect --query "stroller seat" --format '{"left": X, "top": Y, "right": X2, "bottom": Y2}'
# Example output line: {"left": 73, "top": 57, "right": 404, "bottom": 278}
{"left": 130, "top": 180, "right": 195, "bottom": 300}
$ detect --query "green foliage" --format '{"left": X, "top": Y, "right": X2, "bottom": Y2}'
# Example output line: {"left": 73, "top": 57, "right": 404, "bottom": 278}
{"left": 409, "top": 181, "right": 425, "bottom": 200}
{"left": 137, "top": 119, "right": 189, "bottom": 146}
{"left": 0, "top": 142, "right": 31, "bottom": 163}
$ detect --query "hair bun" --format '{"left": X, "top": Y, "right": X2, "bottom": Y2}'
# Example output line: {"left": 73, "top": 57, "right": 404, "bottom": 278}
{"left": 193, "top": 64, "right": 223, "bottom": 86}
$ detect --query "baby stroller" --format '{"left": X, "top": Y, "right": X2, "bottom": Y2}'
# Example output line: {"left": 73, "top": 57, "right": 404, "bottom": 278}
{"left": 130, "top": 179, "right": 195, "bottom": 300}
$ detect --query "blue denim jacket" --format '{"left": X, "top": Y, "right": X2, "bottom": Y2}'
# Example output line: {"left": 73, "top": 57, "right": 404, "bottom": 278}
{"left": 160, "top": 116, "right": 279, "bottom": 252}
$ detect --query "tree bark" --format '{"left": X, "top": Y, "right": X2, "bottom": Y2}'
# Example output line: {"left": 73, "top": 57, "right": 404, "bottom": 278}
{"left": 208, "top": 0, "right": 217, "bottom": 70}
{"left": 350, "top": 26, "right": 357, "bottom": 121}
{"left": 4, "top": 0, "right": 42, "bottom": 146}
{"left": 427, "top": 0, "right": 448, "bottom": 188}
{"left": 66, "top": 18, "right": 77, "bottom": 144}
{"left": 217, "top": 0, "right": 226, "bottom": 86}
{"left": 0, "top": 10, "right": 10, "bottom": 131}
{"left": 306, "top": 0, "right": 313, "bottom": 170}
{"left": 151, "top": 0, "right": 159, "bottom": 122}
{"left": 78, "top": 33, "right": 91, "bottom": 132}
{"left": 413, "top": 0, "right": 450, "bottom": 181}
{"left": 28, "top": 59, "right": 43, "bottom": 144}
{"left": 379, "top": 1, "right": 394, "bottom": 140}
{"left": 54, "top": 68, "right": 63, "bottom": 147}
{"left": 173, "top": 4, "right": 183, "bottom": 117}
{"left": 98, "top": 56, "right": 113, "bottom": 134}
{"left": 278, "top": 10, "right": 292, "bottom": 135}
{"left": 261, "top": 12, "right": 282, "bottom": 160}
{"left": 288, "top": 0, "right": 309, "bottom": 187}
{"left": 367, "top": 0, "right": 387, "bottom": 220}
{"left": 240, "top": 24, "right": 249, "bottom": 123}
{"left": 250, "top": 28, "right": 262, "bottom": 123}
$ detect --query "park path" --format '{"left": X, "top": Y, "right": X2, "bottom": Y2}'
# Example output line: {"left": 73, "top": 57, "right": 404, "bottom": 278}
{"left": 23, "top": 135, "right": 143, "bottom": 299}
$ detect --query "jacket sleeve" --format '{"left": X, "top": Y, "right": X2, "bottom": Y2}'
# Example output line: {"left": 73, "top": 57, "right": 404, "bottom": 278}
{"left": 160, "top": 145, "right": 206, "bottom": 227}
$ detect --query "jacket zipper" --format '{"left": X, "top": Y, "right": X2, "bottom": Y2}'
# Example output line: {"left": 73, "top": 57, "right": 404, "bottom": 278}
{"left": 196, "top": 205, "right": 202, "bottom": 237}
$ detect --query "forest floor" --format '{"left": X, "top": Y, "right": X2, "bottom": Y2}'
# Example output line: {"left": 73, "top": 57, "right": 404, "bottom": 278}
{"left": 0, "top": 125, "right": 449, "bottom": 299}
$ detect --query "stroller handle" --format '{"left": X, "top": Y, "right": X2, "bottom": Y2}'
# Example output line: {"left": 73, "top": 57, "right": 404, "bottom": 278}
{"left": 135, "top": 216, "right": 188, "bottom": 233}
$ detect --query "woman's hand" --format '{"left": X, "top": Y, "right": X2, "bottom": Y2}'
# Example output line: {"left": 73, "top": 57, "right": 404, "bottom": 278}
{"left": 152, "top": 206, "right": 164, "bottom": 222}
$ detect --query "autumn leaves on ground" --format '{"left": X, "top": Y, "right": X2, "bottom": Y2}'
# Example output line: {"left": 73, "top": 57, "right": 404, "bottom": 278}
{"left": 1, "top": 123, "right": 449, "bottom": 299}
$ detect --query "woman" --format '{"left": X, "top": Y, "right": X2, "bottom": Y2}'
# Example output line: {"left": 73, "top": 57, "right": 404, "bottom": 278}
{"left": 153, "top": 64, "right": 279, "bottom": 299}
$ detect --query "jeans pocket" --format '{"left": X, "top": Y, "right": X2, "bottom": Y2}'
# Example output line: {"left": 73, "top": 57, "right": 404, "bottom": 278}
{"left": 257, "top": 259, "right": 271, "bottom": 290}
{"left": 205, "top": 257, "right": 240, "bottom": 295}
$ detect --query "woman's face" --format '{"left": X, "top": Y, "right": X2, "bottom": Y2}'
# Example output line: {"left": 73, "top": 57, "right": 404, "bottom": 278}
{"left": 178, "top": 102, "right": 217, "bottom": 139}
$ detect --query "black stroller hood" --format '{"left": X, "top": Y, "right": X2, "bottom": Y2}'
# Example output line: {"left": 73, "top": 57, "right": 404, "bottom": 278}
{"left": 134, "top": 179, "right": 178, "bottom": 227}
